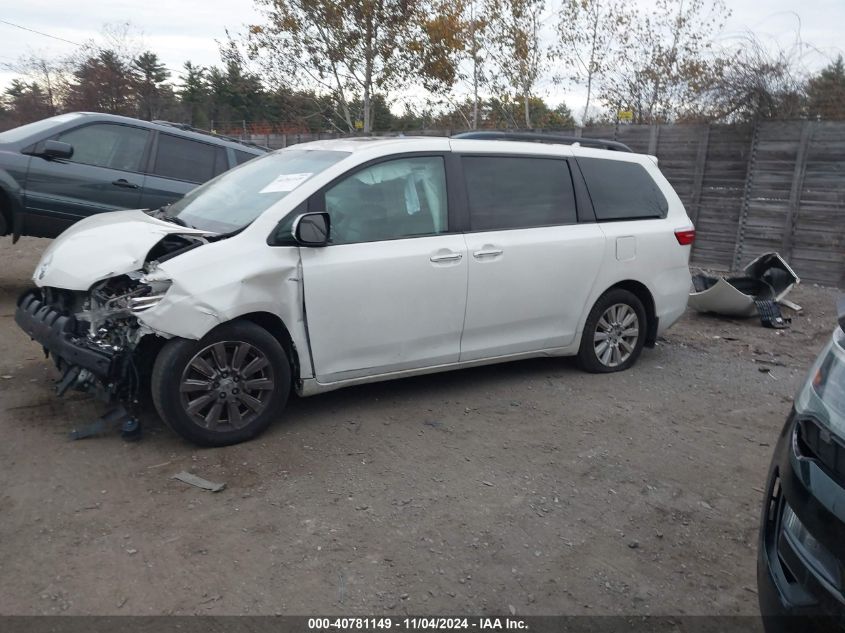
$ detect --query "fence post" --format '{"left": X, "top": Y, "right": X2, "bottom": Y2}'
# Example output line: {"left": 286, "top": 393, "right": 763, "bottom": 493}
{"left": 781, "top": 121, "right": 814, "bottom": 262}
{"left": 733, "top": 120, "right": 761, "bottom": 270}
{"left": 648, "top": 124, "right": 660, "bottom": 155}
{"left": 688, "top": 123, "right": 711, "bottom": 231}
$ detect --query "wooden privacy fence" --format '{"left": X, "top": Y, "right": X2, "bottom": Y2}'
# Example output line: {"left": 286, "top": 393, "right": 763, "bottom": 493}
{"left": 248, "top": 121, "right": 845, "bottom": 287}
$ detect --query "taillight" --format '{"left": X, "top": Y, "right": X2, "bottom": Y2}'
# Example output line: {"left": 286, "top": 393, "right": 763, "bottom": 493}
{"left": 675, "top": 228, "right": 695, "bottom": 245}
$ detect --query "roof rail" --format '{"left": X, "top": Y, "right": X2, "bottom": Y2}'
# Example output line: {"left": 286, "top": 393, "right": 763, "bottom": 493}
{"left": 451, "top": 131, "right": 633, "bottom": 153}
{"left": 151, "top": 120, "right": 269, "bottom": 151}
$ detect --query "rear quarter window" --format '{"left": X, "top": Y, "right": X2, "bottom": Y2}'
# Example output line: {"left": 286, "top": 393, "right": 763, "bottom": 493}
{"left": 234, "top": 149, "right": 259, "bottom": 165}
{"left": 578, "top": 157, "right": 668, "bottom": 221}
{"left": 153, "top": 133, "right": 227, "bottom": 183}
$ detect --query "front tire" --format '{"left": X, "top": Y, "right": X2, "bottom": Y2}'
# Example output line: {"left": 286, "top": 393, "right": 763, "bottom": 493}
{"left": 151, "top": 320, "right": 291, "bottom": 446}
{"left": 577, "top": 289, "right": 647, "bottom": 373}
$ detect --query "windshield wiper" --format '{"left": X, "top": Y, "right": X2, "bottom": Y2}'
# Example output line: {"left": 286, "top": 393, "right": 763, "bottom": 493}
{"left": 147, "top": 205, "right": 196, "bottom": 229}
{"left": 163, "top": 215, "right": 190, "bottom": 227}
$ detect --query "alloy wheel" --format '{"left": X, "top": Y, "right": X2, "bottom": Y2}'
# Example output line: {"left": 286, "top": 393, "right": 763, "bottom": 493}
{"left": 179, "top": 341, "right": 276, "bottom": 431}
{"left": 593, "top": 303, "right": 640, "bottom": 368}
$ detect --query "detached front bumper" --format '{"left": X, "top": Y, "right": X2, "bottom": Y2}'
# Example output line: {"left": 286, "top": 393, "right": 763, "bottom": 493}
{"left": 14, "top": 290, "right": 116, "bottom": 379}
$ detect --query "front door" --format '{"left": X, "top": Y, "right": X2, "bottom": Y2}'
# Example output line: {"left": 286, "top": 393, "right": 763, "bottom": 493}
{"left": 299, "top": 155, "right": 468, "bottom": 383}
{"left": 23, "top": 122, "right": 150, "bottom": 237}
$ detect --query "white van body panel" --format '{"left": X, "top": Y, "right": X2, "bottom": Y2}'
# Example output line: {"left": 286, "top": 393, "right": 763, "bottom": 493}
{"left": 29, "top": 136, "right": 693, "bottom": 398}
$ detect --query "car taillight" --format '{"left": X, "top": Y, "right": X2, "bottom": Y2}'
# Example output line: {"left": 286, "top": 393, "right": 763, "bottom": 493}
{"left": 675, "top": 228, "right": 695, "bottom": 245}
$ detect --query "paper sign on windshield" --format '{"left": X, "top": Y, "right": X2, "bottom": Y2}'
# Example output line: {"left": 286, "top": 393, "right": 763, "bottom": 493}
{"left": 259, "top": 172, "right": 313, "bottom": 194}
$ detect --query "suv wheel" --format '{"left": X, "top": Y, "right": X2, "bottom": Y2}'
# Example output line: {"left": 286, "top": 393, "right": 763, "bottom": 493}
{"left": 577, "top": 289, "right": 647, "bottom": 373}
{"left": 151, "top": 321, "right": 291, "bottom": 446}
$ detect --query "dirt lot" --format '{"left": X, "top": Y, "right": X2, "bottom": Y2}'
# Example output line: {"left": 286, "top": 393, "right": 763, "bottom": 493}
{"left": 0, "top": 236, "right": 841, "bottom": 616}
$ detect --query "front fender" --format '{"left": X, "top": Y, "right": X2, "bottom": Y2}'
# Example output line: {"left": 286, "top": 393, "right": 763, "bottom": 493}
{"left": 136, "top": 243, "right": 313, "bottom": 379}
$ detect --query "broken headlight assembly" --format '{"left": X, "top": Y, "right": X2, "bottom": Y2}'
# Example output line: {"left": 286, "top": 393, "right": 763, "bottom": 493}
{"left": 82, "top": 273, "right": 171, "bottom": 332}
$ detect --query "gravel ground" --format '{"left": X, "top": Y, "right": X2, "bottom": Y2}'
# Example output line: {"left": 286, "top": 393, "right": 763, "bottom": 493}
{"left": 0, "top": 236, "right": 841, "bottom": 616}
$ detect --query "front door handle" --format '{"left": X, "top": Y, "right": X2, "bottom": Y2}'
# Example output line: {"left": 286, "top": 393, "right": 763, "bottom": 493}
{"left": 430, "top": 252, "right": 463, "bottom": 263}
{"left": 112, "top": 178, "right": 140, "bottom": 189}
{"left": 473, "top": 248, "right": 503, "bottom": 259}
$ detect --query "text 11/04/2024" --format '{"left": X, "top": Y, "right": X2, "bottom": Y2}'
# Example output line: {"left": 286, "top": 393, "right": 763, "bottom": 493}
{"left": 307, "top": 618, "right": 528, "bottom": 630}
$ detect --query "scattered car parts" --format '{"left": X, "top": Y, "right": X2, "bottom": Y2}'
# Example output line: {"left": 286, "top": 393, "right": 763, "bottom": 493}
{"left": 689, "top": 252, "right": 800, "bottom": 327}
{"left": 172, "top": 471, "right": 226, "bottom": 492}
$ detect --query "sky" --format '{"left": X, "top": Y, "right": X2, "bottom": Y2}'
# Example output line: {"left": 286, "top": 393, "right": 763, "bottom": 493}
{"left": 1, "top": 0, "right": 844, "bottom": 118}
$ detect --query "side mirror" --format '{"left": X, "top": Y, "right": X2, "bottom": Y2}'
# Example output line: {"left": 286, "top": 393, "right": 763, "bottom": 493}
{"left": 292, "top": 212, "right": 330, "bottom": 247}
{"left": 42, "top": 140, "right": 74, "bottom": 160}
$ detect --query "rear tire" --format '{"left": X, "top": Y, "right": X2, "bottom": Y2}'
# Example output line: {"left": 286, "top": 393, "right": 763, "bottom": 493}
{"left": 577, "top": 289, "right": 647, "bottom": 373}
{"left": 151, "top": 320, "right": 291, "bottom": 446}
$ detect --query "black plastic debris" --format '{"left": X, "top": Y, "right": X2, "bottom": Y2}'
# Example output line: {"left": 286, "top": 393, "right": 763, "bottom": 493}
{"left": 69, "top": 405, "right": 140, "bottom": 441}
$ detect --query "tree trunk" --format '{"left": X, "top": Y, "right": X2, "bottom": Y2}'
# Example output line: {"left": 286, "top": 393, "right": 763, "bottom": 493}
{"left": 363, "top": 85, "right": 371, "bottom": 134}
{"left": 472, "top": 62, "right": 479, "bottom": 129}
{"left": 363, "top": 18, "right": 375, "bottom": 134}
{"left": 583, "top": 74, "right": 593, "bottom": 124}
{"left": 470, "top": 4, "right": 480, "bottom": 130}
{"left": 524, "top": 89, "right": 531, "bottom": 129}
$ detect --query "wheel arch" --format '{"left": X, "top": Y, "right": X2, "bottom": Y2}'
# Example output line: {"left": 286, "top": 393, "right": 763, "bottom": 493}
{"left": 232, "top": 311, "right": 301, "bottom": 385}
{"left": 602, "top": 280, "right": 658, "bottom": 348}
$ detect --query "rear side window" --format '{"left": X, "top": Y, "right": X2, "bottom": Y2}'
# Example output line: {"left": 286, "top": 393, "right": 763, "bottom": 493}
{"left": 578, "top": 157, "right": 668, "bottom": 220}
{"left": 152, "top": 134, "right": 227, "bottom": 183}
{"left": 57, "top": 123, "right": 150, "bottom": 172}
{"left": 462, "top": 156, "right": 577, "bottom": 231}
{"left": 234, "top": 149, "right": 258, "bottom": 165}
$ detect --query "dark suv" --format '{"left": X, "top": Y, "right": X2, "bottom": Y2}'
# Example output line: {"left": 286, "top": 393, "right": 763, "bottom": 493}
{"left": 758, "top": 299, "right": 845, "bottom": 632}
{"left": 0, "top": 112, "right": 266, "bottom": 240}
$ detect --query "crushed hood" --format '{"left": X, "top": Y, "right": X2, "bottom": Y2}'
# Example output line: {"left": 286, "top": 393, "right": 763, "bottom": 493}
{"left": 33, "top": 210, "right": 216, "bottom": 291}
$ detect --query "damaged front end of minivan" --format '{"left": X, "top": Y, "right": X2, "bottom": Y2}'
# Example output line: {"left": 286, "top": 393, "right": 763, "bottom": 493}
{"left": 16, "top": 269, "right": 172, "bottom": 400}
{"left": 14, "top": 212, "right": 214, "bottom": 403}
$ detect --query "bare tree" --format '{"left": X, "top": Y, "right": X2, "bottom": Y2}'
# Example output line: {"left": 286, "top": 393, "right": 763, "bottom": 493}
{"left": 247, "top": 0, "right": 458, "bottom": 133}
{"left": 464, "top": 0, "right": 492, "bottom": 129}
{"left": 598, "top": 0, "right": 728, "bottom": 123}
{"left": 486, "top": 0, "right": 546, "bottom": 128}
{"left": 2, "top": 54, "right": 66, "bottom": 116}
{"left": 693, "top": 33, "right": 807, "bottom": 122}
{"left": 554, "top": 0, "right": 627, "bottom": 124}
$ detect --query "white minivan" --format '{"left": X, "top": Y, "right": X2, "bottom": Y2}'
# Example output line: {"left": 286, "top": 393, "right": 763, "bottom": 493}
{"left": 16, "top": 133, "right": 694, "bottom": 445}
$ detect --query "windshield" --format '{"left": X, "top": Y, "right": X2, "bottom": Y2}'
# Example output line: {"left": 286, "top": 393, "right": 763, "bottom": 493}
{"left": 796, "top": 328, "right": 845, "bottom": 437}
{"left": 0, "top": 113, "right": 82, "bottom": 144}
{"left": 164, "top": 149, "right": 350, "bottom": 233}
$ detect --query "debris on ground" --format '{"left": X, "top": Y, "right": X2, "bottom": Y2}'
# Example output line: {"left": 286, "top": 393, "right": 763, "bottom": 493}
{"left": 689, "top": 252, "right": 800, "bottom": 328}
{"left": 69, "top": 405, "right": 141, "bottom": 441}
{"left": 172, "top": 471, "right": 226, "bottom": 492}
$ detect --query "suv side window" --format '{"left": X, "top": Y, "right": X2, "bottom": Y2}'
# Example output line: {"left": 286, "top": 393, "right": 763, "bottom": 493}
{"left": 324, "top": 156, "right": 447, "bottom": 245}
{"left": 577, "top": 157, "right": 668, "bottom": 220}
{"left": 152, "top": 133, "right": 227, "bottom": 183}
{"left": 234, "top": 149, "right": 258, "bottom": 165}
{"left": 461, "top": 156, "right": 577, "bottom": 231}
{"left": 57, "top": 123, "right": 150, "bottom": 172}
